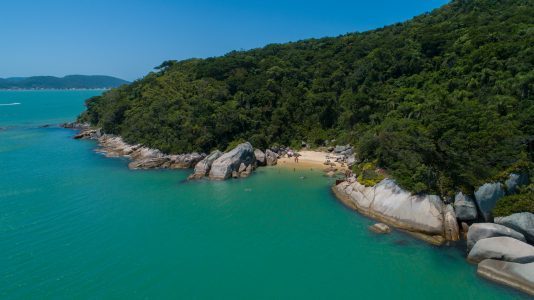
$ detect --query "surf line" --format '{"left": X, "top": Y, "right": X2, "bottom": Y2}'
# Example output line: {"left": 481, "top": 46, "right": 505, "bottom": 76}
{"left": 0, "top": 103, "right": 21, "bottom": 106}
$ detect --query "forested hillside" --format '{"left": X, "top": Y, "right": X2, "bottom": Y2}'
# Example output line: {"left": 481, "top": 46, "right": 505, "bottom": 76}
{"left": 79, "top": 0, "right": 533, "bottom": 196}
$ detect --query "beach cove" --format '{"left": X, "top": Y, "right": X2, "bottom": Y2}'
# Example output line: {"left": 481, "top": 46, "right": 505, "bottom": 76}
{"left": 0, "top": 90, "right": 529, "bottom": 299}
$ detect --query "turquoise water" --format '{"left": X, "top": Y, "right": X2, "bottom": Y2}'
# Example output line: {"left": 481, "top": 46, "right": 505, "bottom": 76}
{"left": 0, "top": 91, "right": 528, "bottom": 299}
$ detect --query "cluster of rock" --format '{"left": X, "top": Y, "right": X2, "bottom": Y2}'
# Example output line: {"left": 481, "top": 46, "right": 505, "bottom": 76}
{"left": 66, "top": 124, "right": 279, "bottom": 180}
{"left": 465, "top": 217, "right": 534, "bottom": 295}
{"left": 327, "top": 144, "right": 357, "bottom": 168}
{"left": 333, "top": 174, "right": 533, "bottom": 295}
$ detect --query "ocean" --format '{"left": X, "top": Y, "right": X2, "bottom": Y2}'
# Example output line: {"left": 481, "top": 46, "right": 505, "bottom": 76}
{"left": 0, "top": 90, "right": 527, "bottom": 299}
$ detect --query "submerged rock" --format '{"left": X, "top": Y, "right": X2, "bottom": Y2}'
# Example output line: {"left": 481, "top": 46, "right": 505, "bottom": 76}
{"left": 209, "top": 142, "right": 255, "bottom": 180}
{"left": 453, "top": 192, "right": 478, "bottom": 221}
{"left": 192, "top": 150, "right": 222, "bottom": 178}
{"left": 474, "top": 182, "right": 505, "bottom": 221}
{"left": 369, "top": 223, "right": 391, "bottom": 234}
{"left": 477, "top": 259, "right": 534, "bottom": 296}
{"left": 467, "top": 223, "right": 526, "bottom": 251}
{"left": 495, "top": 213, "right": 534, "bottom": 244}
{"left": 468, "top": 237, "right": 534, "bottom": 264}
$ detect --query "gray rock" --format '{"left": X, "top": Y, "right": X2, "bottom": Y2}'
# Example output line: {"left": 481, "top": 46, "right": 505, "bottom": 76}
{"left": 240, "top": 164, "right": 253, "bottom": 178}
{"left": 209, "top": 142, "right": 255, "bottom": 180}
{"left": 346, "top": 154, "right": 356, "bottom": 167}
{"left": 505, "top": 173, "right": 529, "bottom": 194}
{"left": 340, "top": 148, "right": 353, "bottom": 156}
{"left": 128, "top": 157, "right": 170, "bottom": 169}
{"left": 369, "top": 223, "right": 391, "bottom": 234}
{"left": 254, "top": 149, "right": 266, "bottom": 166}
{"left": 467, "top": 223, "right": 526, "bottom": 251}
{"left": 334, "top": 145, "right": 349, "bottom": 153}
{"left": 444, "top": 204, "right": 460, "bottom": 241}
{"left": 169, "top": 152, "right": 205, "bottom": 169}
{"left": 495, "top": 213, "right": 534, "bottom": 244}
{"left": 74, "top": 128, "right": 101, "bottom": 140}
{"left": 468, "top": 237, "right": 534, "bottom": 264}
{"left": 453, "top": 192, "right": 478, "bottom": 221}
{"left": 265, "top": 149, "right": 278, "bottom": 166}
{"left": 474, "top": 182, "right": 505, "bottom": 221}
{"left": 335, "top": 179, "right": 444, "bottom": 236}
{"left": 477, "top": 259, "right": 534, "bottom": 296}
{"left": 192, "top": 150, "right": 222, "bottom": 178}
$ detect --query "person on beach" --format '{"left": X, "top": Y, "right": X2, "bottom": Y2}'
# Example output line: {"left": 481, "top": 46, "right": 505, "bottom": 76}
{"left": 294, "top": 155, "right": 299, "bottom": 163}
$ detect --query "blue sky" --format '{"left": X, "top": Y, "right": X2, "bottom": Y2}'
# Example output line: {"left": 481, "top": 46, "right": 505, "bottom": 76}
{"left": 0, "top": 0, "right": 449, "bottom": 81}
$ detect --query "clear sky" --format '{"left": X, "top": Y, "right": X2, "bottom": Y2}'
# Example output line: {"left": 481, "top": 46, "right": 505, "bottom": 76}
{"left": 0, "top": 0, "right": 449, "bottom": 81}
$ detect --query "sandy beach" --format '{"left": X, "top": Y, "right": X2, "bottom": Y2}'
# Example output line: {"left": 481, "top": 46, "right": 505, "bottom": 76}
{"left": 276, "top": 150, "right": 348, "bottom": 171}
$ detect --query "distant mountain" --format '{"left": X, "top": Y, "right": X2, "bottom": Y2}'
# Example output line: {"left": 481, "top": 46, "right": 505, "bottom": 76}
{"left": 0, "top": 75, "right": 129, "bottom": 89}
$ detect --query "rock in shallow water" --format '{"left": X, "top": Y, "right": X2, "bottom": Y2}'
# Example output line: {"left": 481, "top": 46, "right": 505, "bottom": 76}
{"left": 192, "top": 150, "right": 222, "bottom": 178}
{"left": 209, "top": 142, "right": 255, "bottom": 180}
{"left": 495, "top": 212, "right": 534, "bottom": 245}
{"left": 477, "top": 259, "right": 534, "bottom": 296}
{"left": 467, "top": 223, "right": 526, "bottom": 251}
{"left": 468, "top": 236, "right": 534, "bottom": 264}
{"left": 369, "top": 223, "right": 391, "bottom": 234}
{"left": 335, "top": 179, "right": 444, "bottom": 237}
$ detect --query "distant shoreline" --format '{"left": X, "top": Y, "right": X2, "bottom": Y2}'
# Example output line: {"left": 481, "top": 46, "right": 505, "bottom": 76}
{"left": 0, "top": 88, "right": 110, "bottom": 91}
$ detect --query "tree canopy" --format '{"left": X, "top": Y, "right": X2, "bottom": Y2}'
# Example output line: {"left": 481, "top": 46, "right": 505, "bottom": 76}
{"left": 79, "top": 0, "right": 533, "bottom": 196}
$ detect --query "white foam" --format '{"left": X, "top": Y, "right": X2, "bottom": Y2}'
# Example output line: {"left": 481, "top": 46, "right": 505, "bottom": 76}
{"left": 0, "top": 102, "right": 21, "bottom": 106}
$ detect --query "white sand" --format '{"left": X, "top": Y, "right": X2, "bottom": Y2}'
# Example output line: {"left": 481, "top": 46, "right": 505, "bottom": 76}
{"left": 276, "top": 150, "right": 347, "bottom": 170}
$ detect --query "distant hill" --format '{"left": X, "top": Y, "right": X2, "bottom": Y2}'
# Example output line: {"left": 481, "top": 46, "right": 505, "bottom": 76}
{"left": 0, "top": 75, "right": 129, "bottom": 89}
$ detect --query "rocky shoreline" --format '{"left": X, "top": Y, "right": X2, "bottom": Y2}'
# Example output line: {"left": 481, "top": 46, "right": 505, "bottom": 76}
{"left": 64, "top": 123, "right": 280, "bottom": 179}
{"left": 65, "top": 123, "right": 533, "bottom": 296}
{"left": 333, "top": 175, "right": 534, "bottom": 296}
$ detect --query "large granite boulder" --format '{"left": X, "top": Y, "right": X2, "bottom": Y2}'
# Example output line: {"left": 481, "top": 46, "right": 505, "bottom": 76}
{"left": 505, "top": 173, "right": 529, "bottom": 195}
{"left": 209, "top": 142, "right": 255, "bottom": 180}
{"left": 335, "top": 179, "right": 444, "bottom": 236}
{"left": 495, "top": 213, "right": 534, "bottom": 244}
{"left": 468, "top": 237, "right": 534, "bottom": 264}
{"left": 444, "top": 204, "right": 460, "bottom": 241}
{"left": 453, "top": 192, "right": 478, "bottom": 221}
{"left": 265, "top": 149, "right": 278, "bottom": 166}
{"left": 477, "top": 259, "right": 534, "bottom": 296}
{"left": 467, "top": 223, "right": 526, "bottom": 251}
{"left": 254, "top": 149, "right": 266, "bottom": 166}
{"left": 474, "top": 182, "right": 505, "bottom": 221}
{"left": 192, "top": 150, "right": 222, "bottom": 178}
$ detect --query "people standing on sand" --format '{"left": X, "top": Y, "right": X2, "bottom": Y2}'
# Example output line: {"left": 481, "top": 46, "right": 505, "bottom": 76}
{"left": 294, "top": 155, "right": 299, "bottom": 163}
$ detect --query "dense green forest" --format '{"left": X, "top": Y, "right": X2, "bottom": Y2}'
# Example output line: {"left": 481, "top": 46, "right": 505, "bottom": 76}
{"left": 79, "top": 0, "right": 533, "bottom": 198}
{"left": 0, "top": 75, "right": 128, "bottom": 89}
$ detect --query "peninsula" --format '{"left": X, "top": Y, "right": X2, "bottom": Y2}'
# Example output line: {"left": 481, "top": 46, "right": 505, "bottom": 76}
{"left": 72, "top": 0, "right": 533, "bottom": 295}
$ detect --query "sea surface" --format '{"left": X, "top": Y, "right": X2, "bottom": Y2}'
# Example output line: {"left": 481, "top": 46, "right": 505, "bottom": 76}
{"left": 0, "top": 91, "right": 528, "bottom": 299}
